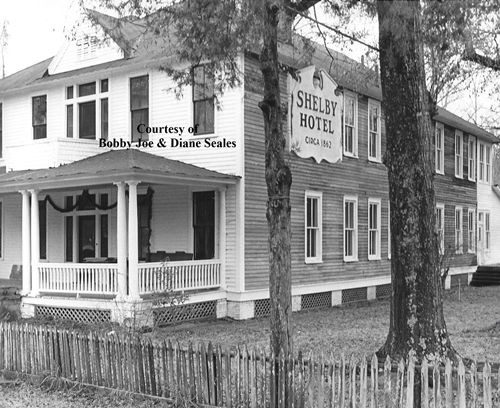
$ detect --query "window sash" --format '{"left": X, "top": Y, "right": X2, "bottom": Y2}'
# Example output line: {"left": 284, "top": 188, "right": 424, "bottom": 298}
{"left": 193, "top": 66, "right": 215, "bottom": 135}
{"left": 79, "top": 101, "right": 96, "bottom": 139}
{"left": 344, "top": 200, "right": 357, "bottom": 259}
{"left": 479, "top": 144, "right": 485, "bottom": 181}
{"left": 468, "top": 137, "right": 476, "bottom": 181}
{"left": 486, "top": 146, "right": 491, "bottom": 183}
{"left": 455, "top": 132, "right": 463, "bottom": 177}
{"left": 33, "top": 96, "right": 47, "bottom": 140}
{"left": 436, "top": 205, "right": 444, "bottom": 254}
{"left": 343, "top": 95, "right": 356, "bottom": 155}
{"left": 455, "top": 208, "right": 463, "bottom": 253}
{"left": 485, "top": 213, "right": 490, "bottom": 250}
{"left": 368, "top": 103, "right": 380, "bottom": 160}
{"left": 468, "top": 210, "right": 475, "bottom": 253}
{"left": 368, "top": 202, "right": 380, "bottom": 258}
{"left": 435, "top": 125, "right": 444, "bottom": 173}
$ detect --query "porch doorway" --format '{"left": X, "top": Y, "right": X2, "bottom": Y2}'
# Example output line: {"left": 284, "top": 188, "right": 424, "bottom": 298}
{"left": 79, "top": 215, "right": 96, "bottom": 262}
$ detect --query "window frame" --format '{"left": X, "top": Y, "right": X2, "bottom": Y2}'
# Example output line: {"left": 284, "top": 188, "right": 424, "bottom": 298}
{"left": 485, "top": 145, "right": 491, "bottom": 184}
{"left": 468, "top": 135, "right": 476, "bottom": 181}
{"left": 343, "top": 91, "right": 358, "bottom": 157}
{"left": 343, "top": 195, "right": 358, "bottom": 262}
{"left": 192, "top": 65, "right": 215, "bottom": 136}
{"left": 32, "top": 95, "right": 47, "bottom": 140}
{"left": 435, "top": 122, "right": 444, "bottom": 174}
{"left": 436, "top": 203, "right": 445, "bottom": 255}
{"left": 485, "top": 212, "right": 490, "bottom": 251}
{"left": 455, "top": 206, "right": 463, "bottom": 254}
{"left": 305, "top": 191, "right": 323, "bottom": 264}
{"left": 455, "top": 130, "right": 463, "bottom": 178}
{"left": 368, "top": 99, "right": 381, "bottom": 162}
{"left": 478, "top": 142, "right": 485, "bottom": 182}
{"left": 130, "top": 74, "right": 149, "bottom": 142}
{"left": 368, "top": 198, "right": 381, "bottom": 260}
{"left": 468, "top": 208, "right": 476, "bottom": 254}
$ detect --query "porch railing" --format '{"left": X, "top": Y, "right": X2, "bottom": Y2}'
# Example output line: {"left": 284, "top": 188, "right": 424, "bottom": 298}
{"left": 38, "top": 263, "right": 118, "bottom": 295}
{"left": 138, "top": 259, "right": 221, "bottom": 294}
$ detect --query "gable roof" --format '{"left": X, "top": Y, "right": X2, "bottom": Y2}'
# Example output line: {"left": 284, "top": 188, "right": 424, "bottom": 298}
{"left": 0, "top": 57, "right": 52, "bottom": 93}
{"left": 0, "top": 149, "right": 237, "bottom": 193}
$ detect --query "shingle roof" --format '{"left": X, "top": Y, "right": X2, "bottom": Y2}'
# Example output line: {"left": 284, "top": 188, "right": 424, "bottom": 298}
{"left": 0, "top": 149, "right": 236, "bottom": 191}
{"left": 0, "top": 57, "right": 52, "bottom": 93}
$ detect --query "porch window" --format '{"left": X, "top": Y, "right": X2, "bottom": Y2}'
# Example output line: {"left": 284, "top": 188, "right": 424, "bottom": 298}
{"left": 193, "top": 65, "right": 214, "bottom": 135}
{"left": 33, "top": 95, "right": 47, "bottom": 140}
{"left": 138, "top": 195, "right": 151, "bottom": 261}
{"left": 193, "top": 191, "right": 215, "bottom": 260}
{"left": 130, "top": 75, "right": 149, "bottom": 142}
{"left": 39, "top": 200, "right": 47, "bottom": 260}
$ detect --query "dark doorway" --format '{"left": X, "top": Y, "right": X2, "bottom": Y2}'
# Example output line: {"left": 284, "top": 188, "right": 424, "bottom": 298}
{"left": 79, "top": 215, "right": 95, "bottom": 262}
{"left": 193, "top": 191, "right": 215, "bottom": 260}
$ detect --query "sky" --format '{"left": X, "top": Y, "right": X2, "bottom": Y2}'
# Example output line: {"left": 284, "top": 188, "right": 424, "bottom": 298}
{"left": 0, "top": 0, "right": 80, "bottom": 77}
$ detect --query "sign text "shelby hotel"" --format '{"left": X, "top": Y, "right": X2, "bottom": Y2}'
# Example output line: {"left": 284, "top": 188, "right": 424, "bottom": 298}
{"left": 296, "top": 90, "right": 338, "bottom": 134}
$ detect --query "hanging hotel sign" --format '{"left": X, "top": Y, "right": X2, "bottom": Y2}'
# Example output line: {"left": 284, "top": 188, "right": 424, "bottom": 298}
{"left": 289, "top": 66, "right": 342, "bottom": 163}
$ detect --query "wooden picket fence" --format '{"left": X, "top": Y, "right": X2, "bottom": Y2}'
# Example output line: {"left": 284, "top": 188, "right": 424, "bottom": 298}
{"left": 0, "top": 321, "right": 498, "bottom": 407}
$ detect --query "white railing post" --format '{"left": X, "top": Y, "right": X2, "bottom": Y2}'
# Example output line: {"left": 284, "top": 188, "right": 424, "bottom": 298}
{"left": 20, "top": 190, "right": 31, "bottom": 295}
{"left": 29, "top": 189, "right": 40, "bottom": 296}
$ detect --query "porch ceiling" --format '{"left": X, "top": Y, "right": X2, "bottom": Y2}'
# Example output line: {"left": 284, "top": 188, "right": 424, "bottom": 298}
{"left": 0, "top": 149, "right": 238, "bottom": 193}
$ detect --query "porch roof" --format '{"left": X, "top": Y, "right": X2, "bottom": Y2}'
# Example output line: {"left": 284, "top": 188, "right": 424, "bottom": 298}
{"left": 0, "top": 149, "right": 238, "bottom": 193}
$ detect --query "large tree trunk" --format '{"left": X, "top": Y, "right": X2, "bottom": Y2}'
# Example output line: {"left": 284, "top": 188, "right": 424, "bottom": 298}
{"left": 376, "top": 1, "right": 455, "bottom": 362}
{"left": 259, "top": 1, "right": 293, "bottom": 360}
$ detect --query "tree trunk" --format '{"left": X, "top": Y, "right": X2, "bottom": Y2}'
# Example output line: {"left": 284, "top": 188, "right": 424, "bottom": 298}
{"left": 376, "top": 0, "right": 455, "bottom": 363}
{"left": 259, "top": 1, "right": 293, "bottom": 360}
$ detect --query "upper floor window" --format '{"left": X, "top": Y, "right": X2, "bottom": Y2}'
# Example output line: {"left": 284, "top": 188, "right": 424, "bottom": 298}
{"left": 344, "top": 196, "right": 358, "bottom": 262}
{"left": 435, "top": 122, "right": 444, "bottom": 174}
{"left": 368, "top": 198, "right": 381, "bottom": 260}
{"left": 66, "top": 81, "right": 108, "bottom": 140}
{"left": 478, "top": 142, "right": 489, "bottom": 183}
{"left": 485, "top": 145, "right": 491, "bottom": 184}
{"left": 33, "top": 95, "right": 47, "bottom": 140}
{"left": 130, "top": 75, "right": 149, "bottom": 142}
{"left": 343, "top": 92, "right": 357, "bottom": 157}
{"left": 0, "top": 103, "right": 3, "bottom": 159}
{"left": 468, "top": 136, "right": 476, "bottom": 181}
{"left": 305, "top": 191, "right": 322, "bottom": 263}
{"left": 76, "top": 36, "right": 97, "bottom": 61}
{"left": 193, "top": 65, "right": 214, "bottom": 135}
{"left": 455, "top": 130, "right": 463, "bottom": 178}
{"left": 368, "top": 99, "right": 381, "bottom": 162}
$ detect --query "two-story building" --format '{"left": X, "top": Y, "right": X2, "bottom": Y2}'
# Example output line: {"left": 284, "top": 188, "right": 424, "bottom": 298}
{"left": 0, "top": 10, "right": 498, "bottom": 324}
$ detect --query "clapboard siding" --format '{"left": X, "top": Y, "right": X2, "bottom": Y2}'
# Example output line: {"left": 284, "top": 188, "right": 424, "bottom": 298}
{"left": 243, "top": 54, "right": 390, "bottom": 291}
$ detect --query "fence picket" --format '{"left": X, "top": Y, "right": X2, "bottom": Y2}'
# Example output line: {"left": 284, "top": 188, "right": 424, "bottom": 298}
{"left": 421, "top": 359, "right": 429, "bottom": 408}
{"left": 445, "top": 358, "right": 452, "bottom": 408}
{"left": 457, "top": 359, "right": 466, "bottom": 408}
{"left": 483, "top": 361, "right": 492, "bottom": 408}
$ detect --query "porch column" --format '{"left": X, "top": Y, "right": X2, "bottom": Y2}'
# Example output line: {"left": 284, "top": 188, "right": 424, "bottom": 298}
{"left": 20, "top": 191, "right": 31, "bottom": 295}
{"left": 29, "top": 189, "right": 40, "bottom": 296}
{"left": 115, "top": 182, "right": 127, "bottom": 299}
{"left": 219, "top": 187, "right": 227, "bottom": 289}
{"left": 127, "top": 181, "right": 140, "bottom": 300}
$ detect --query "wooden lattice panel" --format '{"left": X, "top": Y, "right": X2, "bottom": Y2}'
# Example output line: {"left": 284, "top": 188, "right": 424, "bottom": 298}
{"left": 35, "top": 306, "right": 111, "bottom": 323}
{"left": 341, "top": 287, "right": 367, "bottom": 304}
{"left": 375, "top": 284, "right": 391, "bottom": 299}
{"left": 301, "top": 292, "right": 331, "bottom": 310}
{"left": 153, "top": 301, "right": 216, "bottom": 326}
{"left": 254, "top": 299, "right": 271, "bottom": 317}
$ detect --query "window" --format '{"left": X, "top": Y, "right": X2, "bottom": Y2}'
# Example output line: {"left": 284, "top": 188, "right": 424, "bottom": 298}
{"left": 478, "top": 143, "right": 485, "bottom": 182}
{"left": 0, "top": 103, "right": 3, "bottom": 159}
{"left": 305, "top": 191, "right": 322, "bottom": 263}
{"left": 193, "top": 191, "right": 215, "bottom": 260}
{"left": 130, "top": 75, "right": 149, "bottom": 142}
{"left": 343, "top": 92, "right": 357, "bottom": 156}
{"left": 478, "top": 211, "right": 490, "bottom": 252}
{"left": 468, "top": 209, "right": 475, "bottom": 253}
{"left": 387, "top": 202, "right": 391, "bottom": 259}
{"left": 66, "top": 80, "right": 108, "bottom": 140}
{"left": 468, "top": 136, "right": 476, "bottom": 181}
{"left": 138, "top": 195, "right": 151, "bottom": 261}
{"left": 436, "top": 203, "right": 445, "bottom": 255}
{"left": 486, "top": 212, "right": 490, "bottom": 251}
{"left": 33, "top": 95, "right": 47, "bottom": 139}
{"left": 486, "top": 145, "right": 491, "bottom": 184}
{"left": 455, "top": 130, "right": 463, "bottom": 178}
{"left": 368, "top": 99, "right": 381, "bottom": 162}
{"left": 368, "top": 198, "right": 381, "bottom": 259}
{"left": 39, "top": 200, "right": 47, "bottom": 260}
{"left": 435, "top": 122, "right": 444, "bottom": 174}
{"left": 455, "top": 206, "right": 463, "bottom": 253}
{"left": 344, "top": 196, "right": 358, "bottom": 261}
{"left": 193, "top": 65, "right": 214, "bottom": 135}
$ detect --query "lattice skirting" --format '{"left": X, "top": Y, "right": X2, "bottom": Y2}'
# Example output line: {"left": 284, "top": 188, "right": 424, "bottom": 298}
{"left": 254, "top": 298, "right": 271, "bottom": 317}
{"left": 35, "top": 306, "right": 111, "bottom": 324}
{"left": 341, "top": 287, "right": 367, "bottom": 304}
{"left": 301, "top": 291, "right": 331, "bottom": 310}
{"left": 375, "top": 284, "right": 391, "bottom": 299}
{"left": 153, "top": 300, "right": 217, "bottom": 326}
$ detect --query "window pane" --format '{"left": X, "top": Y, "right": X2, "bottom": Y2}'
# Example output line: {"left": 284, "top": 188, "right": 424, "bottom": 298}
{"left": 100, "top": 79, "right": 109, "bottom": 93}
{"left": 193, "top": 191, "right": 215, "bottom": 260}
{"left": 194, "top": 99, "right": 214, "bottom": 135}
{"left": 66, "top": 105, "right": 73, "bottom": 138}
{"left": 66, "top": 86, "right": 74, "bottom": 99}
{"left": 131, "top": 109, "right": 148, "bottom": 142}
{"left": 78, "top": 82, "right": 96, "bottom": 97}
{"left": 130, "top": 76, "right": 149, "bottom": 110}
{"left": 101, "top": 98, "right": 108, "bottom": 140}
{"left": 79, "top": 101, "right": 96, "bottom": 139}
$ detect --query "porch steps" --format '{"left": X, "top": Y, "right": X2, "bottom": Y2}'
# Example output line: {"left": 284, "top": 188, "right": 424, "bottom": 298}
{"left": 470, "top": 265, "right": 500, "bottom": 286}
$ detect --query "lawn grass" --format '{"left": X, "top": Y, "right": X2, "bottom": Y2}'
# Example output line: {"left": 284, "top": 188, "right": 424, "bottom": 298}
{"left": 150, "top": 284, "right": 500, "bottom": 363}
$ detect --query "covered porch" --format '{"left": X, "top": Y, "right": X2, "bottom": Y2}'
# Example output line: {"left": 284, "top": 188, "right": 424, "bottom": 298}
{"left": 0, "top": 149, "right": 237, "bottom": 322}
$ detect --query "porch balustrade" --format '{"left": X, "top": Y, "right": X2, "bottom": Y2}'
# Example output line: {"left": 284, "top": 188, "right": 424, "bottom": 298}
{"left": 38, "top": 263, "right": 119, "bottom": 295}
{"left": 138, "top": 259, "right": 221, "bottom": 294}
